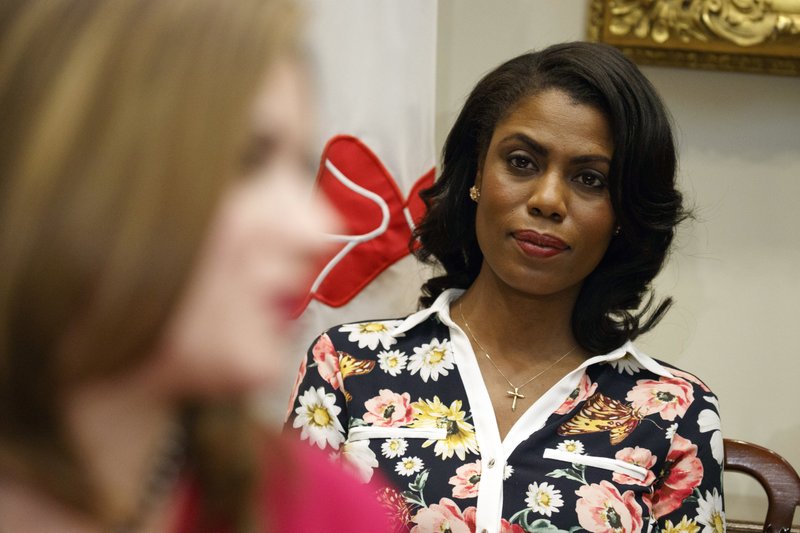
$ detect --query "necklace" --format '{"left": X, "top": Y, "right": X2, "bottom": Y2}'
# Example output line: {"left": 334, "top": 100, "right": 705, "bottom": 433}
{"left": 458, "top": 302, "right": 576, "bottom": 412}
{"left": 111, "top": 420, "right": 186, "bottom": 533}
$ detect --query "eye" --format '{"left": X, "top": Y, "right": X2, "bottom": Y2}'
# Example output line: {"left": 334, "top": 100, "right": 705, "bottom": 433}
{"left": 507, "top": 153, "right": 536, "bottom": 171}
{"left": 574, "top": 172, "right": 607, "bottom": 189}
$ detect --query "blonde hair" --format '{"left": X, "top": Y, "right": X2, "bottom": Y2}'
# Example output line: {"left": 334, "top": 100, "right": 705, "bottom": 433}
{"left": 0, "top": 0, "right": 298, "bottom": 526}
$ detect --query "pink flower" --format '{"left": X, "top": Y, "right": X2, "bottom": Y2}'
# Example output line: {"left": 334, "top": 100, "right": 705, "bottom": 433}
{"left": 363, "top": 389, "right": 414, "bottom": 427}
{"left": 411, "top": 498, "right": 471, "bottom": 533}
{"left": 613, "top": 446, "right": 657, "bottom": 486}
{"left": 576, "top": 481, "right": 644, "bottom": 533}
{"left": 312, "top": 333, "right": 342, "bottom": 390}
{"left": 555, "top": 373, "right": 598, "bottom": 415}
{"left": 625, "top": 377, "right": 694, "bottom": 421}
{"left": 668, "top": 368, "right": 711, "bottom": 392}
{"left": 644, "top": 434, "right": 704, "bottom": 518}
{"left": 462, "top": 507, "right": 524, "bottom": 533}
{"left": 449, "top": 461, "right": 481, "bottom": 499}
{"left": 284, "top": 357, "right": 307, "bottom": 422}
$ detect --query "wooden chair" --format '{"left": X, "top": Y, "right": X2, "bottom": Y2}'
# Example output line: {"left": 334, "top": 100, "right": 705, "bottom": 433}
{"left": 724, "top": 439, "right": 800, "bottom": 532}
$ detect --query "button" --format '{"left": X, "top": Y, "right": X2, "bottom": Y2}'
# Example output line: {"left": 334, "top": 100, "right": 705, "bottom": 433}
{"left": 487, "top": 458, "right": 495, "bottom": 468}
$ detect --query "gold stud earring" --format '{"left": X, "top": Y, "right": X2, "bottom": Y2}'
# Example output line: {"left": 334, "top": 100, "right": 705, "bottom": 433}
{"left": 469, "top": 186, "right": 480, "bottom": 202}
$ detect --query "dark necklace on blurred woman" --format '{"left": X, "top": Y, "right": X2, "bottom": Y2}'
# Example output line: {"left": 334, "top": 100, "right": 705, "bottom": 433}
{"left": 458, "top": 302, "right": 576, "bottom": 411}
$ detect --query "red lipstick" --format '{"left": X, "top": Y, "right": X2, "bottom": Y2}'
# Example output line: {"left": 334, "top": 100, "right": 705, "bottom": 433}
{"left": 513, "top": 230, "right": 569, "bottom": 259}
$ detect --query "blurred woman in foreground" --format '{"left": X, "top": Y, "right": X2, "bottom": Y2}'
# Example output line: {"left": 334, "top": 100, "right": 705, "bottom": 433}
{"left": 0, "top": 0, "right": 389, "bottom": 530}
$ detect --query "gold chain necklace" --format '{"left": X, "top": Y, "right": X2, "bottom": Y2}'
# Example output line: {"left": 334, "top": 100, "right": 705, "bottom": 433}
{"left": 458, "top": 302, "right": 576, "bottom": 411}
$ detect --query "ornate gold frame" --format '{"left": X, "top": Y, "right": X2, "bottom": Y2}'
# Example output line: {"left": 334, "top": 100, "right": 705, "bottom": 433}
{"left": 587, "top": 0, "right": 800, "bottom": 76}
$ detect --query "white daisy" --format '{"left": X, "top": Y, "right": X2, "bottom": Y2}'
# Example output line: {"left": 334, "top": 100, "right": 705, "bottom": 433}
{"left": 556, "top": 439, "right": 585, "bottom": 455}
{"left": 665, "top": 422, "right": 678, "bottom": 440}
{"left": 407, "top": 338, "right": 454, "bottom": 382}
{"left": 610, "top": 354, "right": 644, "bottom": 375}
{"left": 698, "top": 408, "right": 724, "bottom": 464}
{"left": 503, "top": 464, "right": 514, "bottom": 480}
{"left": 292, "top": 386, "right": 345, "bottom": 450}
{"left": 696, "top": 488, "right": 725, "bottom": 533}
{"left": 377, "top": 349, "right": 407, "bottom": 376}
{"left": 395, "top": 456, "right": 424, "bottom": 477}
{"left": 381, "top": 437, "right": 409, "bottom": 458}
{"left": 341, "top": 440, "right": 379, "bottom": 483}
{"left": 525, "top": 481, "right": 563, "bottom": 517}
{"left": 338, "top": 320, "right": 403, "bottom": 351}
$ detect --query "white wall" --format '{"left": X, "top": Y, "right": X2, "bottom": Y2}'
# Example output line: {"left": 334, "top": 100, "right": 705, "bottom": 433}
{"left": 436, "top": 0, "right": 800, "bottom": 522}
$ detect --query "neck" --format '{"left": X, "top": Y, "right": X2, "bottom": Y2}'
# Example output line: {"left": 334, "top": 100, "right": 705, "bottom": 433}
{"left": 457, "top": 269, "right": 581, "bottom": 362}
{"left": 0, "top": 366, "right": 182, "bottom": 531}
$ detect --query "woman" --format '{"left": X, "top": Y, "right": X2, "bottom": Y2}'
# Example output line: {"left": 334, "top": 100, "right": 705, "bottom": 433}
{"left": 0, "top": 0, "right": 389, "bottom": 531}
{"left": 287, "top": 42, "right": 724, "bottom": 531}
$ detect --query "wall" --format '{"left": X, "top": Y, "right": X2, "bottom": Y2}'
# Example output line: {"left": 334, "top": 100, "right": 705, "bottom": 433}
{"left": 436, "top": 0, "right": 800, "bottom": 522}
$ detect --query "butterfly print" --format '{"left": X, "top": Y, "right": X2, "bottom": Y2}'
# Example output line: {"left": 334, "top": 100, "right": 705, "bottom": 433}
{"left": 558, "top": 393, "right": 643, "bottom": 445}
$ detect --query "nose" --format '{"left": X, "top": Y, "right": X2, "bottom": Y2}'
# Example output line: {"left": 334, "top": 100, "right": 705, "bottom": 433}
{"left": 527, "top": 170, "right": 566, "bottom": 221}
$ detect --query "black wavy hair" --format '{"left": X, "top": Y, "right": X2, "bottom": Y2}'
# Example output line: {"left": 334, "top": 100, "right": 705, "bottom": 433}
{"left": 413, "top": 42, "right": 688, "bottom": 354}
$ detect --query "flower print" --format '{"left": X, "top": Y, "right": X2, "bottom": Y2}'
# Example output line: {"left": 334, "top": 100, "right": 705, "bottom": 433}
{"left": 663, "top": 516, "right": 701, "bottom": 533}
{"left": 396, "top": 456, "right": 424, "bottom": 477}
{"left": 612, "top": 446, "right": 657, "bottom": 486}
{"left": 610, "top": 353, "right": 644, "bottom": 375}
{"left": 665, "top": 423, "right": 678, "bottom": 440}
{"left": 555, "top": 373, "right": 597, "bottom": 415}
{"left": 410, "top": 498, "right": 471, "bottom": 533}
{"left": 461, "top": 507, "right": 525, "bottom": 533}
{"left": 377, "top": 349, "right": 407, "bottom": 376}
{"left": 503, "top": 464, "right": 514, "bottom": 480}
{"left": 698, "top": 395, "right": 723, "bottom": 464}
{"left": 292, "top": 386, "right": 345, "bottom": 450}
{"left": 695, "top": 488, "right": 725, "bottom": 533}
{"left": 408, "top": 338, "right": 455, "bottom": 382}
{"left": 525, "top": 481, "right": 564, "bottom": 517}
{"left": 377, "top": 487, "right": 411, "bottom": 529}
{"left": 644, "top": 434, "right": 703, "bottom": 519}
{"left": 341, "top": 439, "right": 378, "bottom": 483}
{"left": 575, "top": 481, "right": 643, "bottom": 533}
{"left": 284, "top": 357, "right": 306, "bottom": 422}
{"left": 381, "top": 437, "right": 408, "bottom": 458}
{"left": 363, "top": 389, "right": 414, "bottom": 427}
{"left": 449, "top": 460, "right": 481, "bottom": 499}
{"left": 669, "top": 368, "right": 712, "bottom": 392}
{"left": 338, "top": 320, "right": 402, "bottom": 350}
{"left": 556, "top": 439, "right": 585, "bottom": 454}
{"left": 411, "top": 396, "right": 479, "bottom": 460}
{"left": 312, "top": 333, "right": 342, "bottom": 390}
{"left": 626, "top": 376, "right": 694, "bottom": 421}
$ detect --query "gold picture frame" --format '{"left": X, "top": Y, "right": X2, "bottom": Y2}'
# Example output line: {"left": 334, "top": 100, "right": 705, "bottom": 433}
{"left": 587, "top": 0, "right": 800, "bottom": 76}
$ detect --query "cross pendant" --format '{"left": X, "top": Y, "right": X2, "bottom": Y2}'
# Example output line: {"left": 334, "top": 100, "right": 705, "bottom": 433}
{"left": 507, "top": 387, "right": 525, "bottom": 411}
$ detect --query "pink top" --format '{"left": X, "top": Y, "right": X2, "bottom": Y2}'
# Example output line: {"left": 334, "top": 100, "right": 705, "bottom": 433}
{"left": 172, "top": 441, "right": 394, "bottom": 532}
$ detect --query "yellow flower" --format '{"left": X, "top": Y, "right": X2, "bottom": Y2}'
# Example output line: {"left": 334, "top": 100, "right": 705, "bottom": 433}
{"left": 410, "top": 396, "right": 479, "bottom": 460}
{"left": 662, "top": 516, "right": 700, "bottom": 533}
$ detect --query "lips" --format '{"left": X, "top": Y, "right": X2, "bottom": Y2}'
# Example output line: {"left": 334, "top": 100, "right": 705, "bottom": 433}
{"left": 512, "top": 230, "right": 569, "bottom": 258}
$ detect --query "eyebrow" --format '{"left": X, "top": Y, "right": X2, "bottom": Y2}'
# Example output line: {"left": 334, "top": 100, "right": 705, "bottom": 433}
{"left": 500, "top": 132, "right": 612, "bottom": 165}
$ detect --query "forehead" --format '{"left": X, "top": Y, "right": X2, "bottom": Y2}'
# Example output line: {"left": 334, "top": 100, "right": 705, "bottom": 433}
{"left": 491, "top": 89, "right": 613, "bottom": 156}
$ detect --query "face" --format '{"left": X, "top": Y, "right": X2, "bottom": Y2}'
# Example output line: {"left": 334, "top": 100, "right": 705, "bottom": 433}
{"left": 152, "top": 59, "right": 337, "bottom": 397}
{"left": 474, "top": 88, "right": 615, "bottom": 302}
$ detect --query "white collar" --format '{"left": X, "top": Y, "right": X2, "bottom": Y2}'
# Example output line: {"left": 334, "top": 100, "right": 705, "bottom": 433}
{"left": 388, "top": 287, "right": 674, "bottom": 378}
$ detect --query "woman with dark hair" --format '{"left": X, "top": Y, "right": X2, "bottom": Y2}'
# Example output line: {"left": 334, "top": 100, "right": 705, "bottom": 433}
{"left": 287, "top": 42, "right": 723, "bottom": 531}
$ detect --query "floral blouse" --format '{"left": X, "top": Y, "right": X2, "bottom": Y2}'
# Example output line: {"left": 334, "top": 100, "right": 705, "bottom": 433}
{"left": 285, "top": 289, "right": 725, "bottom": 533}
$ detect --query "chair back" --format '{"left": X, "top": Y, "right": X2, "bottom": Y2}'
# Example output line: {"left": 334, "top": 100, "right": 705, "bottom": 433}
{"left": 724, "top": 439, "right": 800, "bottom": 533}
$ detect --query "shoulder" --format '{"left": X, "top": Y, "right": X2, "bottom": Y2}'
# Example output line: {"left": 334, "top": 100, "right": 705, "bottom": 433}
{"left": 264, "top": 442, "right": 393, "bottom": 532}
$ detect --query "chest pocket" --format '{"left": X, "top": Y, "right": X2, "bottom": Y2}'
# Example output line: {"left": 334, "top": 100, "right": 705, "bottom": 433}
{"left": 543, "top": 448, "right": 649, "bottom": 482}
{"left": 347, "top": 426, "right": 447, "bottom": 442}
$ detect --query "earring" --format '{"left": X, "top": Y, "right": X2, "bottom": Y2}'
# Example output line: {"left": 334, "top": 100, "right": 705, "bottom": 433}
{"left": 469, "top": 186, "right": 480, "bottom": 202}
{"left": 614, "top": 226, "right": 622, "bottom": 236}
